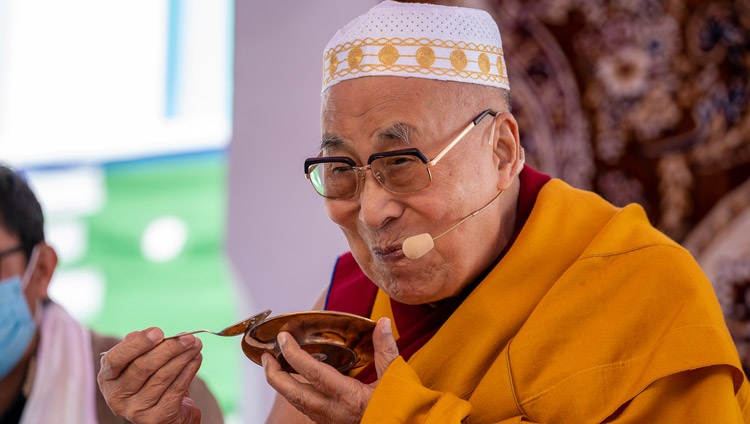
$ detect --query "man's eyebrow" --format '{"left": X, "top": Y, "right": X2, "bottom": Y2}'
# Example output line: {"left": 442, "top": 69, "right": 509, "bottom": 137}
{"left": 376, "top": 122, "right": 412, "bottom": 144}
{"left": 320, "top": 123, "right": 412, "bottom": 152}
{"left": 319, "top": 134, "right": 343, "bottom": 152}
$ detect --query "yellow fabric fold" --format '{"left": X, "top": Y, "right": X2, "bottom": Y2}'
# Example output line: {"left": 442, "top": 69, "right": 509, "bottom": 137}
{"left": 361, "top": 357, "right": 472, "bottom": 423}
{"left": 363, "top": 179, "right": 749, "bottom": 423}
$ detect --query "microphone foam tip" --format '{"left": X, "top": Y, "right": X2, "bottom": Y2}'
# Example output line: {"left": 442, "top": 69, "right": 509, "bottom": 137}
{"left": 402, "top": 233, "right": 434, "bottom": 260}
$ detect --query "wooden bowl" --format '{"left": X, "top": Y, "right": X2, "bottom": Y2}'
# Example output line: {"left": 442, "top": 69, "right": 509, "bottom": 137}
{"left": 242, "top": 310, "right": 375, "bottom": 374}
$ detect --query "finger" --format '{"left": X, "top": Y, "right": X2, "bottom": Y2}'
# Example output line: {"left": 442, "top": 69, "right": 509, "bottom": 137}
{"left": 166, "top": 349, "right": 203, "bottom": 401}
{"left": 98, "top": 328, "right": 168, "bottom": 410}
{"left": 276, "top": 332, "right": 346, "bottom": 394}
{"left": 373, "top": 318, "right": 399, "bottom": 379}
{"left": 100, "top": 328, "right": 165, "bottom": 380}
{"left": 128, "top": 338, "right": 203, "bottom": 410}
{"left": 129, "top": 353, "right": 204, "bottom": 424}
{"left": 178, "top": 394, "right": 202, "bottom": 424}
{"left": 98, "top": 333, "right": 201, "bottom": 419}
{"left": 108, "top": 335, "right": 199, "bottom": 395}
{"left": 267, "top": 337, "right": 374, "bottom": 424}
{"left": 263, "top": 351, "right": 328, "bottom": 413}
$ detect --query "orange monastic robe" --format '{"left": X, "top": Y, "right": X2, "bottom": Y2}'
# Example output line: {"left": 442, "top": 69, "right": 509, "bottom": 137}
{"left": 360, "top": 179, "right": 750, "bottom": 423}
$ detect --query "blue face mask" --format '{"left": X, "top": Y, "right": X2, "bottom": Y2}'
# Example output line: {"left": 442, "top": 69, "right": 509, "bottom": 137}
{"left": 0, "top": 248, "right": 40, "bottom": 380}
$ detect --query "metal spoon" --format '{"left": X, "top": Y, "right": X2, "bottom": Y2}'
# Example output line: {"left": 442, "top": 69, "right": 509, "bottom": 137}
{"left": 164, "top": 309, "right": 272, "bottom": 339}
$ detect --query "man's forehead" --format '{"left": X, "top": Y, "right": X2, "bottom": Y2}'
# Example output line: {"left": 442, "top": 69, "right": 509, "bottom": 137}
{"left": 323, "top": 76, "right": 432, "bottom": 107}
{"left": 320, "top": 76, "right": 465, "bottom": 124}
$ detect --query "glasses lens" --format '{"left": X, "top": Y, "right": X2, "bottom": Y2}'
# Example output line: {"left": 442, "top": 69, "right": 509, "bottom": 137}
{"left": 371, "top": 155, "right": 430, "bottom": 193}
{"left": 308, "top": 161, "right": 358, "bottom": 199}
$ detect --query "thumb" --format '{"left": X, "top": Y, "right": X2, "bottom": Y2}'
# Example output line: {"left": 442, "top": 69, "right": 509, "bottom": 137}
{"left": 373, "top": 317, "right": 399, "bottom": 379}
{"left": 180, "top": 396, "right": 202, "bottom": 424}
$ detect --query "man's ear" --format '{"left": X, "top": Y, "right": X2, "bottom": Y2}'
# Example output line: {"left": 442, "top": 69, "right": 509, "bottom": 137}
{"left": 491, "top": 112, "right": 523, "bottom": 190}
{"left": 31, "top": 242, "right": 57, "bottom": 299}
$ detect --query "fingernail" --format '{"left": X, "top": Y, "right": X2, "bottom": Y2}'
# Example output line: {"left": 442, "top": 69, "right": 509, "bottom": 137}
{"left": 261, "top": 354, "right": 268, "bottom": 367}
{"left": 179, "top": 335, "right": 196, "bottom": 347}
{"left": 380, "top": 318, "right": 392, "bottom": 335}
{"left": 146, "top": 328, "right": 162, "bottom": 343}
{"left": 278, "top": 332, "right": 288, "bottom": 348}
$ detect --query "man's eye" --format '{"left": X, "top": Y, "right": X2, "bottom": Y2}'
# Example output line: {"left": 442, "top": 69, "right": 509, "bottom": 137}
{"left": 330, "top": 164, "right": 353, "bottom": 174}
{"left": 386, "top": 156, "right": 418, "bottom": 167}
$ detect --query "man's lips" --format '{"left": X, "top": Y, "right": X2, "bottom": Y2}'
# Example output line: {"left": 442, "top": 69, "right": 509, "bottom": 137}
{"left": 372, "top": 243, "right": 405, "bottom": 260}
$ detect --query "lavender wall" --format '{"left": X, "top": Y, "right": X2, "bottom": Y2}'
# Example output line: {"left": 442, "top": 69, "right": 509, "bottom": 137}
{"left": 228, "top": 1, "right": 377, "bottom": 421}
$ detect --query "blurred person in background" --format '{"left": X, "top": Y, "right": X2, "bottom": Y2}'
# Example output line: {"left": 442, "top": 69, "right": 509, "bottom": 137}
{"left": 0, "top": 164, "right": 223, "bottom": 424}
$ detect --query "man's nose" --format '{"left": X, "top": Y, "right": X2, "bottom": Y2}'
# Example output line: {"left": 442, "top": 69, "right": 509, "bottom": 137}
{"left": 357, "top": 170, "right": 401, "bottom": 229}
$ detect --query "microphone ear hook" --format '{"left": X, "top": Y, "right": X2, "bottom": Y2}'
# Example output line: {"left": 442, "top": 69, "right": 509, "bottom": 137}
{"left": 488, "top": 117, "right": 497, "bottom": 146}
{"left": 432, "top": 189, "right": 504, "bottom": 242}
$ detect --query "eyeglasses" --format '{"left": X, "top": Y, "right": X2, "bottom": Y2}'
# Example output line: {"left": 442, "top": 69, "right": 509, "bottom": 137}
{"left": 304, "top": 109, "right": 497, "bottom": 199}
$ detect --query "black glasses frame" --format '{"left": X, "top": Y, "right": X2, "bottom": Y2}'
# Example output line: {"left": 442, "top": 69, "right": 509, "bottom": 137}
{"left": 0, "top": 245, "right": 23, "bottom": 260}
{"left": 305, "top": 109, "right": 497, "bottom": 198}
{"left": 304, "top": 148, "right": 430, "bottom": 173}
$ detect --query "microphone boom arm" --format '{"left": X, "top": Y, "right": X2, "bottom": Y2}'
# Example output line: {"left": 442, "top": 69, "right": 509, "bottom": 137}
{"left": 433, "top": 189, "right": 504, "bottom": 241}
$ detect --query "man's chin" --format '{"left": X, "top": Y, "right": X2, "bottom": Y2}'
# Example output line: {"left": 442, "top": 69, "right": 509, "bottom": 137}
{"left": 389, "top": 292, "right": 442, "bottom": 306}
{"left": 376, "top": 278, "right": 440, "bottom": 305}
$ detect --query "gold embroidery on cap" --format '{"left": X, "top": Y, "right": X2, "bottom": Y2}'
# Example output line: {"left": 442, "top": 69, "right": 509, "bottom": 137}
{"left": 478, "top": 53, "right": 491, "bottom": 74}
{"left": 329, "top": 54, "right": 339, "bottom": 79}
{"left": 348, "top": 46, "right": 363, "bottom": 69}
{"left": 450, "top": 49, "right": 467, "bottom": 71}
{"left": 378, "top": 44, "right": 399, "bottom": 66}
{"left": 322, "top": 38, "right": 510, "bottom": 89}
{"left": 416, "top": 46, "right": 436, "bottom": 68}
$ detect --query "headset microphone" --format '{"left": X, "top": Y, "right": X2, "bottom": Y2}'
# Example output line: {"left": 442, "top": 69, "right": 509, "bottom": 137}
{"left": 402, "top": 190, "right": 504, "bottom": 259}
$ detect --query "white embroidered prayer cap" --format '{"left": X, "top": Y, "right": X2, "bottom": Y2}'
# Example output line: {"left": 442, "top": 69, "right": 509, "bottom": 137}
{"left": 322, "top": 1, "right": 509, "bottom": 93}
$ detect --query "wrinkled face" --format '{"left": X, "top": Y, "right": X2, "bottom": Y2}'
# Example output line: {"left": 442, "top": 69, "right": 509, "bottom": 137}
{"left": 320, "top": 77, "right": 514, "bottom": 305}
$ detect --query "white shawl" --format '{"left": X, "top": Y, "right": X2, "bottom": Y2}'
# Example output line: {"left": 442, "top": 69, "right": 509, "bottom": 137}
{"left": 21, "top": 302, "right": 98, "bottom": 424}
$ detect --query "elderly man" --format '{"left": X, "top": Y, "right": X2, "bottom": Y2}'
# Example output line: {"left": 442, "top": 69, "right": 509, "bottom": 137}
{"left": 98, "top": 2, "right": 750, "bottom": 423}
{"left": 0, "top": 165, "right": 224, "bottom": 424}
